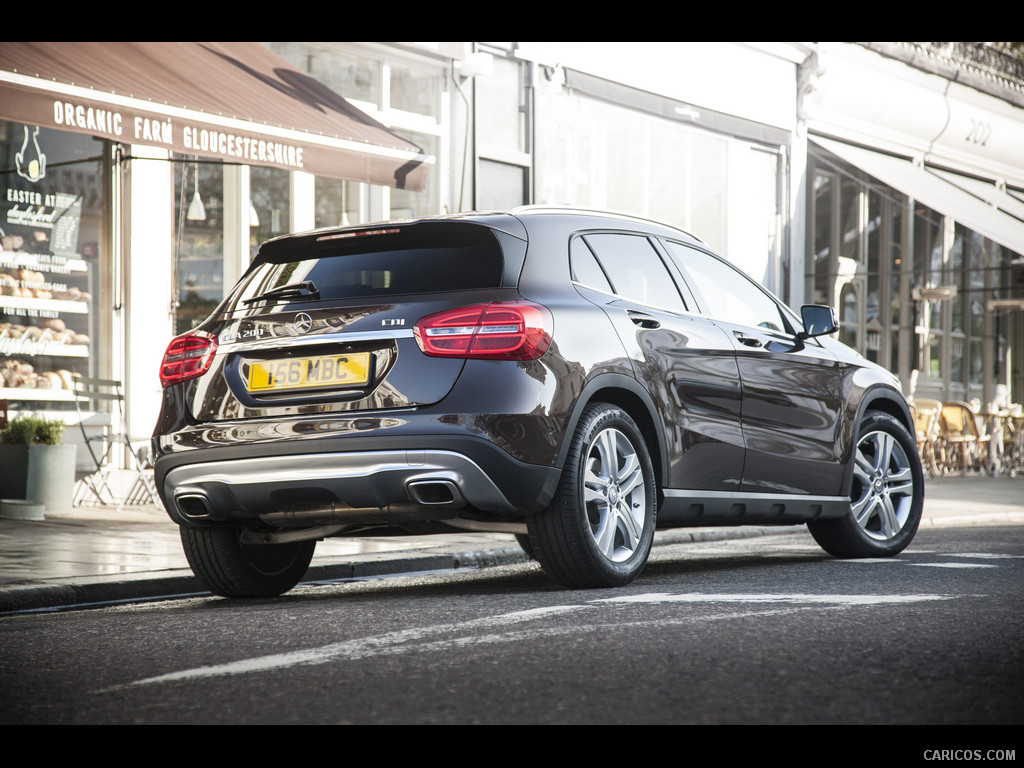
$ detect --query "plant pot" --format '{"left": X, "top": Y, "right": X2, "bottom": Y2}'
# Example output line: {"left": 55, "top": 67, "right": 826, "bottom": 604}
{"left": 0, "top": 500, "right": 46, "bottom": 521}
{"left": 0, "top": 443, "right": 77, "bottom": 517}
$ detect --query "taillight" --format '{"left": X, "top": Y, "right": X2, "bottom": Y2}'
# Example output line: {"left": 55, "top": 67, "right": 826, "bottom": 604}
{"left": 159, "top": 331, "right": 218, "bottom": 387}
{"left": 414, "top": 302, "right": 553, "bottom": 360}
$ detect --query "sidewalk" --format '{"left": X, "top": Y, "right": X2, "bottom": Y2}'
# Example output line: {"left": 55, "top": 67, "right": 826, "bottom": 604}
{"left": 1, "top": 475, "right": 1021, "bottom": 613}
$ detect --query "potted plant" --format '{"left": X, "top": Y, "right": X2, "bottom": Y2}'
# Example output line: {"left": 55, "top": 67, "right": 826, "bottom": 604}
{"left": 0, "top": 415, "right": 77, "bottom": 519}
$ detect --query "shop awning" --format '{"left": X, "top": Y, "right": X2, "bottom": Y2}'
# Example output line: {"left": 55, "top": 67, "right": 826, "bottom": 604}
{"left": 0, "top": 42, "right": 428, "bottom": 190}
{"left": 812, "top": 136, "right": 1024, "bottom": 256}
{"left": 931, "top": 168, "right": 1024, "bottom": 224}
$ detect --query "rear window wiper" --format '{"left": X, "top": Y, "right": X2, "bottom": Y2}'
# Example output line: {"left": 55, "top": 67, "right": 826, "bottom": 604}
{"left": 242, "top": 280, "right": 320, "bottom": 305}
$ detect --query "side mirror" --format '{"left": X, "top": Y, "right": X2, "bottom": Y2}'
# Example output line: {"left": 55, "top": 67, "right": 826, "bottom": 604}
{"left": 798, "top": 305, "right": 839, "bottom": 340}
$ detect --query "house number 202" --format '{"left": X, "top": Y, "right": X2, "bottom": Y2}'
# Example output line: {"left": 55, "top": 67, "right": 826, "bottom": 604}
{"left": 965, "top": 119, "right": 992, "bottom": 146}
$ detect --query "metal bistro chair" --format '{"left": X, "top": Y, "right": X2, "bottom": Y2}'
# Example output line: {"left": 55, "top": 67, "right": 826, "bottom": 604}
{"left": 939, "top": 401, "right": 990, "bottom": 475}
{"left": 911, "top": 398, "right": 943, "bottom": 477}
{"left": 72, "top": 375, "right": 159, "bottom": 509}
{"left": 1004, "top": 409, "right": 1024, "bottom": 477}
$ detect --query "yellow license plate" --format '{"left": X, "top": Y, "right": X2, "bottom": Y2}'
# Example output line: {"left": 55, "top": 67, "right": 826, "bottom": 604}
{"left": 247, "top": 353, "right": 371, "bottom": 392}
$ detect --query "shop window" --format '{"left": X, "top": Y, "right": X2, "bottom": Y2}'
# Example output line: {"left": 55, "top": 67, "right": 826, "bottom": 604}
{"left": 315, "top": 177, "right": 362, "bottom": 229}
{"left": 476, "top": 54, "right": 531, "bottom": 211}
{"left": 839, "top": 177, "right": 861, "bottom": 264}
{"left": 648, "top": 120, "right": 690, "bottom": 229}
{"left": 390, "top": 132, "right": 439, "bottom": 220}
{"left": 915, "top": 206, "right": 945, "bottom": 382}
{"left": 605, "top": 111, "right": 648, "bottom": 217}
{"left": 1, "top": 122, "right": 106, "bottom": 410}
{"left": 478, "top": 159, "right": 528, "bottom": 211}
{"left": 927, "top": 332, "right": 943, "bottom": 379}
{"left": 950, "top": 227, "right": 965, "bottom": 337}
{"left": 262, "top": 43, "right": 441, "bottom": 224}
{"left": 865, "top": 190, "right": 882, "bottom": 364}
{"left": 889, "top": 202, "right": 905, "bottom": 375}
{"left": 688, "top": 131, "right": 728, "bottom": 253}
{"left": 264, "top": 42, "right": 380, "bottom": 106}
{"left": 536, "top": 93, "right": 732, "bottom": 253}
{"left": 389, "top": 63, "right": 442, "bottom": 119}
{"left": 966, "top": 228, "right": 988, "bottom": 390}
{"left": 476, "top": 55, "right": 528, "bottom": 156}
{"left": 811, "top": 171, "right": 835, "bottom": 306}
{"left": 250, "top": 166, "right": 291, "bottom": 246}
{"left": 173, "top": 157, "right": 224, "bottom": 335}
{"left": 839, "top": 282, "right": 860, "bottom": 350}
{"left": 968, "top": 338, "right": 983, "bottom": 387}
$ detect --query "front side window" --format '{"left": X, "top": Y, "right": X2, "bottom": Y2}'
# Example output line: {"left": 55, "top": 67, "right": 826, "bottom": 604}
{"left": 666, "top": 242, "right": 786, "bottom": 332}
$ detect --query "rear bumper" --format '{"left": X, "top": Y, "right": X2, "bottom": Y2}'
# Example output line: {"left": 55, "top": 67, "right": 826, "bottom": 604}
{"left": 155, "top": 434, "right": 561, "bottom": 528}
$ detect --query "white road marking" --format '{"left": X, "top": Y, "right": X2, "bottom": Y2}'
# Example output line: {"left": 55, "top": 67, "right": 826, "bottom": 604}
{"left": 911, "top": 563, "right": 1000, "bottom": 568}
{"left": 595, "top": 593, "right": 955, "bottom": 606}
{"left": 113, "top": 592, "right": 963, "bottom": 690}
{"left": 118, "top": 606, "right": 588, "bottom": 688}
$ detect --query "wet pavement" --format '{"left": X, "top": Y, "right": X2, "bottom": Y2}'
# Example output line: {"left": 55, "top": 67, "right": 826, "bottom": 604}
{"left": 0, "top": 475, "right": 1021, "bottom": 612}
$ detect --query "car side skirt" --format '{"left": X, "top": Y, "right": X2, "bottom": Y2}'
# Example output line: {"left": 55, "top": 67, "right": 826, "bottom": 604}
{"left": 659, "top": 489, "right": 850, "bottom": 526}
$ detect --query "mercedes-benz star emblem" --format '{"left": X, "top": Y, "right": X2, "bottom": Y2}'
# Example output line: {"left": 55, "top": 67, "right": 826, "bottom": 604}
{"left": 294, "top": 312, "right": 313, "bottom": 334}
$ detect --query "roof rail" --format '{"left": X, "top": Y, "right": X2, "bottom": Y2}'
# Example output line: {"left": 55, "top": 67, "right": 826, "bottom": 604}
{"left": 507, "top": 205, "right": 704, "bottom": 243}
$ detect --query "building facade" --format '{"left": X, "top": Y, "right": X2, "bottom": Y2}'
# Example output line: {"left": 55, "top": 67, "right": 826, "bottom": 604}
{"left": 1, "top": 42, "right": 1021, "bottom": 466}
{"left": 802, "top": 42, "right": 1024, "bottom": 409}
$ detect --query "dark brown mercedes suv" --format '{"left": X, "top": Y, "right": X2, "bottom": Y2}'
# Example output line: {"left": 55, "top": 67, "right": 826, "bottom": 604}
{"left": 153, "top": 207, "right": 924, "bottom": 597}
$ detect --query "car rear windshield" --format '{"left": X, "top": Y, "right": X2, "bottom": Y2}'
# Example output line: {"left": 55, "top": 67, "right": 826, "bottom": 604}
{"left": 234, "top": 222, "right": 504, "bottom": 305}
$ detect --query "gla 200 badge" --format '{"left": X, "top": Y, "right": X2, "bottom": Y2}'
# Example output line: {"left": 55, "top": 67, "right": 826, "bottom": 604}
{"left": 293, "top": 312, "right": 313, "bottom": 334}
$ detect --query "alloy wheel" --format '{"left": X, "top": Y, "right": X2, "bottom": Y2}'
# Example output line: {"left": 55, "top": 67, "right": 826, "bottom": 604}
{"left": 850, "top": 428, "right": 916, "bottom": 541}
{"left": 583, "top": 427, "right": 648, "bottom": 562}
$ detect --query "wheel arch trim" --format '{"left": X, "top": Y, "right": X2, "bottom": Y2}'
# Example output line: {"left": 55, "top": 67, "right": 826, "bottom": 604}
{"left": 556, "top": 373, "right": 667, "bottom": 487}
{"left": 841, "top": 385, "right": 918, "bottom": 497}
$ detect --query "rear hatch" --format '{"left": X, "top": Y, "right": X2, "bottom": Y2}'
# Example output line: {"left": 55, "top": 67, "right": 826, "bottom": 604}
{"left": 171, "top": 219, "right": 527, "bottom": 424}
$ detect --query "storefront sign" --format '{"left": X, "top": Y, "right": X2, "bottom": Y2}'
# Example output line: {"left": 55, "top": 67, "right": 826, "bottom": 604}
{"left": 2, "top": 123, "right": 94, "bottom": 400}
{"left": 4, "top": 85, "right": 312, "bottom": 174}
{"left": 3, "top": 126, "right": 82, "bottom": 261}
{"left": 0, "top": 42, "right": 428, "bottom": 190}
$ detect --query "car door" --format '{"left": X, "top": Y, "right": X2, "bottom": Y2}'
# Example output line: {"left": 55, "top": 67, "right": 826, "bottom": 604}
{"left": 570, "top": 232, "right": 745, "bottom": 492}
{"left": 663, "top": 240, "right": 849, "bottom": 496}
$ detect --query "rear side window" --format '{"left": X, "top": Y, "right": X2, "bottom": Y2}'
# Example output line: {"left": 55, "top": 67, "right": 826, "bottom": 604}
{"left": 236, "top": 223, "right": 504, "bottom": 304}
{"left": 583, "top": 233, "right": 687, "bottom": 312}
{"left": 569, "top": 237, "right": 614, "bottom": 293}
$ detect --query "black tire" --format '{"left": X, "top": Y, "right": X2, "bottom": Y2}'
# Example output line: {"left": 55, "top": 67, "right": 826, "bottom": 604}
{"left": 808, "top": 412, "right": 924, "bottom": 558}
{"left": 180, "top": 526, "right": 316, "bottom": 598}
{"left": 514, "top": 533, "right": 536, "bottom": 560}
{"left": 527, "top": 403, "right": 657, "bottom": 588}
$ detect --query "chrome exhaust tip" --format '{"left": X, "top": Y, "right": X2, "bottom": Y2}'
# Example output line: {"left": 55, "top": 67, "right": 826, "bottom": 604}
{"left": 406, "top": 479, "right": 466, "bottom": 507}
{"left": 175, "top": 493, "right": 218, "bottom": 521}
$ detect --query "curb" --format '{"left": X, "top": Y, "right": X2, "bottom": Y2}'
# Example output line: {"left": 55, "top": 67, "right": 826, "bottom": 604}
{"left": 0, "top": 543, "right": 534, "bottom": 614}
{"left": 0, "top": 527, "right": 805, "bottom": 614}
{"left": 3, "top": 515, "right": 1023, "bottom": 614}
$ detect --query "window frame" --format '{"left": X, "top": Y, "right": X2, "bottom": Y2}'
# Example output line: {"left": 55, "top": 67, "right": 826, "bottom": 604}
{"left": 662, "top": 239, "right": 801, "bottom": 336}
{"left": 568, "top": 230, "right": 693, "bottom": 314}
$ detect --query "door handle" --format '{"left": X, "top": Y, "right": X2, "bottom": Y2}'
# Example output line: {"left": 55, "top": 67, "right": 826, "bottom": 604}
{"left": 733, "top": 332, "right": 763, "bottom": 348}
{"left": 629, "top": 312, "right": 661, "bottom": 329}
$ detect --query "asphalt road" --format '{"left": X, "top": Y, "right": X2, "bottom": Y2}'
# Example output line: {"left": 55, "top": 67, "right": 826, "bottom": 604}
{"left": 2, "top": 524, "right": 1022, "bottom": 731}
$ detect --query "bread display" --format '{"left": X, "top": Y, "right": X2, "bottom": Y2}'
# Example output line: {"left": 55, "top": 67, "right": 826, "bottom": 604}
{"left": 1, "top": 249, "right": 92, "bottom": 401}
